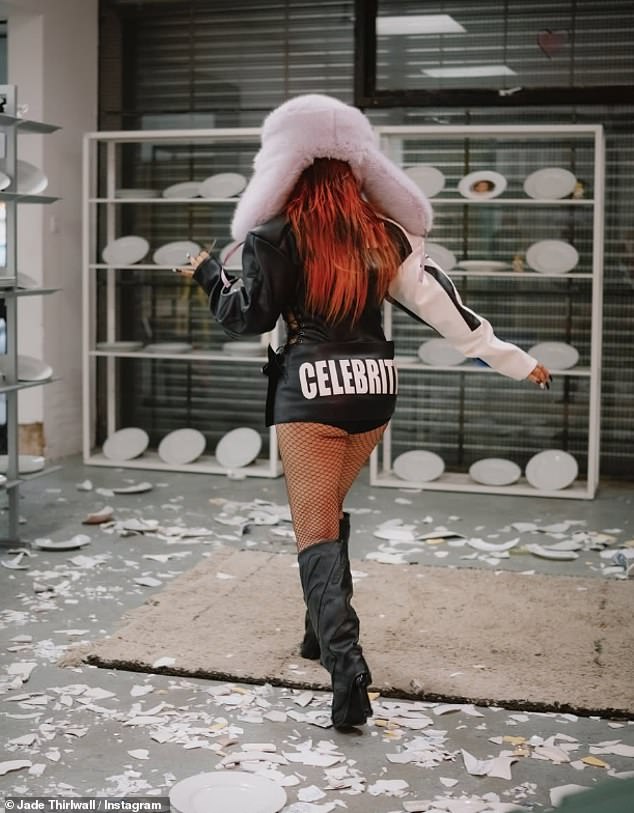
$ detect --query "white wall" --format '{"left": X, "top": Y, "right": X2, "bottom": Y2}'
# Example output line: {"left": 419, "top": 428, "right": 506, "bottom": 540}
{"left": 5, "top": 0, "right": 98, "bottom": 457}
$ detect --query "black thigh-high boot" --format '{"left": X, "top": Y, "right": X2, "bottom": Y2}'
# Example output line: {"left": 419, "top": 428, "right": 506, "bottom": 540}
{"left": 300, "top": 513, "right": 350, "bottom": 660}
{"left": 298, "top": 538, "right": 372, "bottom": 729}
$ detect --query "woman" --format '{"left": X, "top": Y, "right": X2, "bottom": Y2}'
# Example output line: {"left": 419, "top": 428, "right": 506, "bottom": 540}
{"left": 177, "top": 94, "right": 551, "bottom": 731}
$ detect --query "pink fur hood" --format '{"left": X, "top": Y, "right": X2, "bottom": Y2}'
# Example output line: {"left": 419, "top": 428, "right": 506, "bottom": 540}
{"left": 231, "top": 94, "right": 433, "bottom": 241}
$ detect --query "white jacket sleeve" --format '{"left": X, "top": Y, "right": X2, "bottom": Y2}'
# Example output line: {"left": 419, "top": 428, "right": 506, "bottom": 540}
{"left": 387, "top": 231, "right": 537, "bottom": 381}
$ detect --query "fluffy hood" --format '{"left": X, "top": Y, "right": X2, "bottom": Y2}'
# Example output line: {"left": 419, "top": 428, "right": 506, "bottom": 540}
{"left": 231, "top": 94, "right": 433, "bottom": 241}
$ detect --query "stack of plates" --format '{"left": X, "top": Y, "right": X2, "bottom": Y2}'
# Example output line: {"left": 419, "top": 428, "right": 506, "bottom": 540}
{"left": 393, "top": 450, "right": 445, "bottom": 482}
{"left": 456, "top": 260, "right": 509, "bottom": 273}
{"left": 417, "top": 338, "right": 465, "bottom": 366}
{"left": 145, "top": 342, "right": 193, "bottom": 354}
{"left": 525, "top": 449, "right": 578, "bottom": 490}
{"left": 523, "top": 168, "right": 577, "bottom": 199}
{"left": 115, "top": 188, "right": 160, "bottom": 198}
{"left": 170, "top": 772, "right": 287, "bottom": 813}
{"left": 526, "top": 240, "right": 579, "bottom": 274}
{"left": 404, "top": 165, "right": 445, "bottom": 197}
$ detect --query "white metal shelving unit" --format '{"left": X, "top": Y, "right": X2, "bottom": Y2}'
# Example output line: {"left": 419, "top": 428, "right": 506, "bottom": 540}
{"left": 82, "top": 128, "right": 282, "bottom": 478}
{"left": 0, "top": 85, "right": 60, "bottom": 544}
{"left": 370, "top": 124, "right": 604, "bottom": 500}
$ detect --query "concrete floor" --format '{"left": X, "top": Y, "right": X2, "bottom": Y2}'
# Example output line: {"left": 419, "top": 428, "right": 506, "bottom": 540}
{"left": 1, "top": 456, "right": 633, "bottom": 811}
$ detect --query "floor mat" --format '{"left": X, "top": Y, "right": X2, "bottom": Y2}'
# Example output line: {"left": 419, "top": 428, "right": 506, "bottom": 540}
{"left": 80, "top": 547, "right": 633, "bottom": 715}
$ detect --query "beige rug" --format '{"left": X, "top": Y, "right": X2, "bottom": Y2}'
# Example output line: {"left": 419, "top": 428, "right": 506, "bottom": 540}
{"left": 80, "top": 548, "right": 633, "bottom": 715}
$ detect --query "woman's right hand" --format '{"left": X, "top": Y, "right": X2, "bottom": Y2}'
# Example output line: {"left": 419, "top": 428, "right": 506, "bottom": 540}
{"left": 527, "top": 362, "right": 552, "bottom": 390}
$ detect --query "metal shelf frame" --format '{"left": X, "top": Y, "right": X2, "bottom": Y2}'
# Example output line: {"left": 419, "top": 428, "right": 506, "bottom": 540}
{"left": 371, "top": 123, "right": 605, "bottom": 500}
{"left": 0, "top": 85, "right": 60, "bottom": 545}
{"left": 82, "top": 128, "right": 282, "bottom": 478}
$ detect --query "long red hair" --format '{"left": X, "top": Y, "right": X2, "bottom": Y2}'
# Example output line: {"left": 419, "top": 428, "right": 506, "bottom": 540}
{"left": 285, "top": 158, "right": 402, "bottom": 324}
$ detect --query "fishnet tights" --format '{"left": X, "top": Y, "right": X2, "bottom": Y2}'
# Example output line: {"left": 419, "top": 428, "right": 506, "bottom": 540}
{"left": 276, "top": 422, "right": 387, "bottom": 552}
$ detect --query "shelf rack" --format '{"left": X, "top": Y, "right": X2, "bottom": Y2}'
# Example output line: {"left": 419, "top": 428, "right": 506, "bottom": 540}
{"left": 0, "top": 85, "right": 61, "bottom": 544}
{"left": 82, "top": 127, "right": 282, "bottom": 478}
{"left": 370, "top": 124, "right": 604, "bottom": 500}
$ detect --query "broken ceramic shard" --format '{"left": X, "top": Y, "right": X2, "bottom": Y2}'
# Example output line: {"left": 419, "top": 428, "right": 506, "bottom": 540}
{"left": 82, "top": 506, "right": 114, "bottom": 525}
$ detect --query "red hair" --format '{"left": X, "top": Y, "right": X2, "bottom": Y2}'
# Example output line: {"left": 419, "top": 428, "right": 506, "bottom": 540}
{"left": 285, "top": 158, "right": 402, "bottom": 324}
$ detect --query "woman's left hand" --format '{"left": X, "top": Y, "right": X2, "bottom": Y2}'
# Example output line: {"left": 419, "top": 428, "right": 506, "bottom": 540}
{"left": 173, "top": 250, "right": 210, "bottom": 278}
{"left": 527, "top": 362, "right": 552, "bottom": 390}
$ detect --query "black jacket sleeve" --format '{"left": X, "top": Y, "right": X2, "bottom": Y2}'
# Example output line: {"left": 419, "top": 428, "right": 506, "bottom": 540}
{"left": 193, "top": 226, "right": 296, "bottom": 338}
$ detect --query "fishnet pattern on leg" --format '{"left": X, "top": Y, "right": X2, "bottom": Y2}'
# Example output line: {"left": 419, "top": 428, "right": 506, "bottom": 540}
{"left": 276, "top": 422, "right": 347, "bottom": 552}
{"left": 337, "top": 423, "right": 388, "bottom": 510}
{"left": 277, "top": 422, "right": 388, "bottom": 552}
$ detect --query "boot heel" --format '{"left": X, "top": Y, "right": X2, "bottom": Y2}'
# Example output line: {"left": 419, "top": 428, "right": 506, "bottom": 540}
{"left": 333, "top": 670, "right": 372, "bottom": 729}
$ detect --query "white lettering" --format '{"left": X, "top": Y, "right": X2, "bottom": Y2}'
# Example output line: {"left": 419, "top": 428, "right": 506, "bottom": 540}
{"left": 350, "top": 358, "right": 369, "bottom": 394}
{"left": 299, "top": 362, "right": 318, "bottom": 399}
{"left": 366, "top": 359, "right": 381, "bottom": 394}
{"left": 385, "top": 359, "right": 398, "bottom": 394}
{"left": 314, "top": 359, "right": 331, "bottom": 396}
{"left": 378, "top": 358, "right": 388, "bottom": 392}
{"left": 327, "top": 359, "right": 344, "bottom": 395}
{"left": 339, "top": 359, "right": 355, "bottom": 394}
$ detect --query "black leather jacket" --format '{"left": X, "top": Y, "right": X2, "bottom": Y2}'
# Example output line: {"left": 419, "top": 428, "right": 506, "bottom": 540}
{"left": 192, "top": 215, "right": 410, "bottom": 346}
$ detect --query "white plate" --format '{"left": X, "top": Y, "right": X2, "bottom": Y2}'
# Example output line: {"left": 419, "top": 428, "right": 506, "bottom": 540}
{"left": 526, "top": 240, "right": 579, "bottom": 274}
{"left": 528, "top": 341, "right": 579, "bottom": 370}
{"left": 469, "top": 458, "right": 522, "bottom": 486}
{"left": 222, "top": 341, "right": 266, "bottom": 357}
{"left": 152, "top": 241, "right": 201, "bottom": 267}
{"left": 0, "top": 354, "right": 53, "bottom": 381}
{"left": 169, "top": 771, "right": 286, "bottom": 813}
{"left": 404, "top": 165, "right": 445, "bottom": 197}
{"left": 458, "top": 170, "right": 507, "bottom": 200}
{"left": 525, "top": 449, "right": 578, "bottom": 490}
{"left": 32, "top": 535, "right": 92, "bottom": 551}
{"left": 524, "top": 168, "right": 577, "bottom": 200}
{"left": 417, "top": 338, "right": 465, "bottom": 366}
{"left": 393, "top": 450, "right": 445, "bottom": 482}
{"left": 17, "top": 272, "right": 39, "bottom": 289}
{"left": 161, "top": 181, "right": 201, "bottom": 198}
{"left": 115, "top": 188, "right": 160, "bottom": 198}
{"left": 144, "top": 342, "right": 193, "bottom": 354}
{"left": 0, "top": 159, "right": 48, "bottom": 194}
{"left": 0, "top": 171, "right": 10, "bottom": 191}
{"left": 102, "top": 427, "right": 149, "bottom": 461}
{"left": 0, "top": 474, "right": 6, "bottom": 487}
{"left": 158, "top": 428, "right": 206, "bottom": 465}
{"left": 199, "top": 172, "right": 247, "bottom": 198}
{"left": 220, "top": 241, "right": 244, "bottom": 269}
{"left": 215, "top": 427, "right": 262, "bottom": 469}
{"left": 0, "top": 454, "right": 46, "bottom": 474}
{"left": 96, "top": 341, "right": 144, "bottom": 352}
{"left": 102, "top": 236, "right": 150, "bottom": 266}
{"left": 425, "top": 243, "right": 456, "bottom": 271}
{"left": 456, "top": 260, "right": 509, "bottom": 272}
